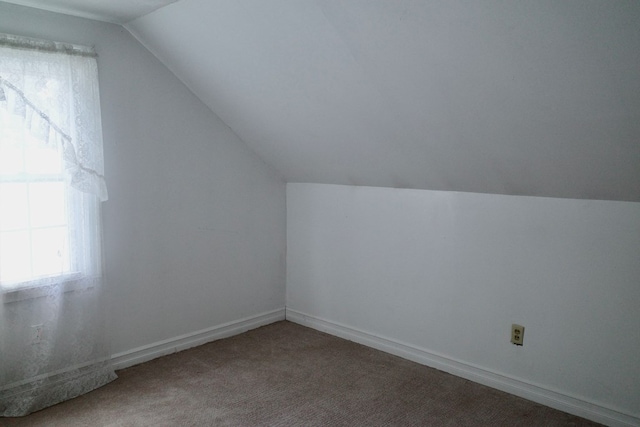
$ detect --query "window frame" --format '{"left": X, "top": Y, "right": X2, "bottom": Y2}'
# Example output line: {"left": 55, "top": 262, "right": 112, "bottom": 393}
{"left": 0, "top": 33, "right": 106, "bottom": 303}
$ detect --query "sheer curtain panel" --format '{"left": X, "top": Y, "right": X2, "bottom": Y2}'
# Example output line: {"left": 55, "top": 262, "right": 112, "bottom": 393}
{"left": 0, "top": 33, "right": 116, "bottom": 417}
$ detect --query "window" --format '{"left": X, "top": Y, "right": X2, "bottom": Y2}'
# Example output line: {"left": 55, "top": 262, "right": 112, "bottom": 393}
{"left": 0, "top": 33, "right": 107, "bottom": 296}
{"left": 0, "top": 96, "right": 71, "bottom": 286}
{"left": 0, "top": 34, "right": 115, "bottom": 418}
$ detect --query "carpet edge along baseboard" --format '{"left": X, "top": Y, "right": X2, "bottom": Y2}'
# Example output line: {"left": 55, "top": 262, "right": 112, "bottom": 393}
{"left": 285, "top": 308, "right": 638, "bottom": 427}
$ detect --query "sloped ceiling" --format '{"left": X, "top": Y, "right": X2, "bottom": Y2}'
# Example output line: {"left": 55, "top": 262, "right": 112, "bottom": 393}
{"left": 5, "top": 0, "right": 640, "bottom": 201}
{"left": 125, "top": 0, "right": 640, "bottom": 202}
{"left": 0, "top": 0, "right": 179, "bottom": 23}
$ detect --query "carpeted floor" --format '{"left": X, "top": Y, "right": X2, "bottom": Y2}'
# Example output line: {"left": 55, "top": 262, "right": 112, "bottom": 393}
{"left": 1, "top": 321, "right": 602, "bottom": 426}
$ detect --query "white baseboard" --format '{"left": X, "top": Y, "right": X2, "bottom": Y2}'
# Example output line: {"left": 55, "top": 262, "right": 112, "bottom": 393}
{"left": 286, "top": 309, "right": 639, "bottom": 427}
{"left": 111, "top": 308, "right": 285, "bottom": 370}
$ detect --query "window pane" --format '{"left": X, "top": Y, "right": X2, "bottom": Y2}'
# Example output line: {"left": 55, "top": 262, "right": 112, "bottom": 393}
{"left": 0, "top": 146, "right": 24, "bottom": 175}
{"left": 0, "top": 183, "right": 29, "bottom": 231}
{"left": 29, "top": 182, "right": 66, "bottom": 228}
{"left": 31, "top": 226, "right": 70, "bottom": 277}
{"left": 25, "top": 142, "right": 62, "bottom": 175}
{"left": 0, "top": 230, "right": 31, "bottom": 283}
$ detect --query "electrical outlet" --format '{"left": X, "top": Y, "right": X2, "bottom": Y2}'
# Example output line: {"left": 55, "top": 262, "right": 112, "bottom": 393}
{"left": 31, "top": 324, "right": 44, "bottom": 344}
{"left": 511, "top": 324, "right": 524, "bottom": 346}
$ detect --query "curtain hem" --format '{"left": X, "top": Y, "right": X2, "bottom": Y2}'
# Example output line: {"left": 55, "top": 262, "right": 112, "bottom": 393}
{"left": 0, "top": 362, "right": 117, "bottom": 417}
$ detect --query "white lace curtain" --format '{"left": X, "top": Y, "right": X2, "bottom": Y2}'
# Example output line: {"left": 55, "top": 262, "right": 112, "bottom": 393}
{"left": 0, "top": 33, "right": 116, "bottom": 417}
{"left": 0, "top": 33, "right": 108, "bottom": 201}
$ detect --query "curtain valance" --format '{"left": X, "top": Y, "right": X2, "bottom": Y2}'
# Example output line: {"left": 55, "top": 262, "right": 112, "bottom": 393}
{"left": 0, "top": 33, "right": 107, "bottom": 201}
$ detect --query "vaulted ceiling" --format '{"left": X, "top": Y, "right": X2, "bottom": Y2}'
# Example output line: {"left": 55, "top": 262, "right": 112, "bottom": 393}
{"left": 4, "top": 0, "right": 640, "bottom": 201}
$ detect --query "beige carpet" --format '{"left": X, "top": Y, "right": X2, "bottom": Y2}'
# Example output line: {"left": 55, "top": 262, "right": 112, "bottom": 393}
{"left": 1, "top": 321, "right": 602, "bottom": 426}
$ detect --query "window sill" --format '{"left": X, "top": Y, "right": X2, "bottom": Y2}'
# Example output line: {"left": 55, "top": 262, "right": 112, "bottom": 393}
{"left": 1, "top": 272, "right": 93, "bottom": 303}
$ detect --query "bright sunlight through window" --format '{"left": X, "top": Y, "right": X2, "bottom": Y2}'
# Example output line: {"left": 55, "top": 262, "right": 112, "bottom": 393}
{"left": 1, "top": 33, "right": 107, "bottom": 296}
{"left": 0, "top": 97, "right": 71, "bottom": 285}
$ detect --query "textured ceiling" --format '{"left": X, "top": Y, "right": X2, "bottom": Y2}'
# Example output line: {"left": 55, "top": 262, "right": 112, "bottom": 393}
{"left": 0, "top": 0, "right": 179, "bottom": 23}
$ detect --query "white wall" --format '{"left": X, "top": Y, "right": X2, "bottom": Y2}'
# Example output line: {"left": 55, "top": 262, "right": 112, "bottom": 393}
{"left": 0, "top": 3, "right": 286, "bottom": 356}
{"left": 287, "top": 183, "right": 640, "bottom": 425}
{"left": 3, "top": 2, "right": 638, "bottom": 424}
